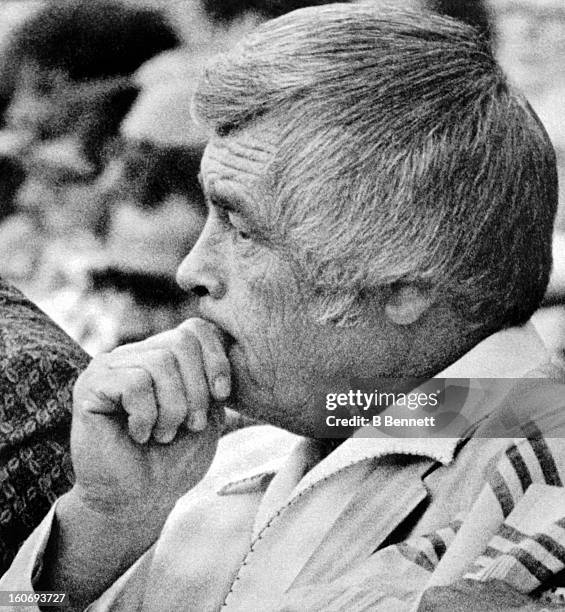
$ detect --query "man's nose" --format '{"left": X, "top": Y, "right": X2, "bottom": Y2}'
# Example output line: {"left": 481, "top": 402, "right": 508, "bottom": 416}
{"left": 176, "top": 229, "right": 226, "bottom": 300}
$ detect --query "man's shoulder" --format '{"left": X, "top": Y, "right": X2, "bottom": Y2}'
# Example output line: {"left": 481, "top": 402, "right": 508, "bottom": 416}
{"left": 0, "top": 279, "right": 89, "bottom": 368}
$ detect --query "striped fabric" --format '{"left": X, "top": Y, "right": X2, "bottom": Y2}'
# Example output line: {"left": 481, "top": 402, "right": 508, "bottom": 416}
{"left": 462, "top": 434, "right": 565, "bottom": 595}
{"left": 273, "top": 425, "right": 565, "bottom": 610}
{"left": 396, "top": 428, "right": 565, "bottom": 605}
{"left": 486, "top": 426, "right": 562, "bottom": 519}
{"left": 397, "top": 517, "right": 464, "bottom": 572}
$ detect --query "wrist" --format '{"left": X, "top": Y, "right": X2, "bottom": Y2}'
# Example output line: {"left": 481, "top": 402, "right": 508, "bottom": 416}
{"left": 57, "top": 487, "right": 173, "bottom": 551}
{"left": 63, "top": 485, "right": 175, "bottom": 527}
{"left": 36, "top": 488, "right": 168, "bottom": 610}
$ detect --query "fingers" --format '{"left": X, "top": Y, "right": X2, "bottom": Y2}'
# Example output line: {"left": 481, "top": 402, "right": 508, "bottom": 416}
{"left": 178, "top": 318, "right": 231, "bottom": 402}
{"left": 74, "top": 318, "right": 231, "bottom": 444}
{"left": 120, "top": 368, "right": 158, "bottom": 444}
{"left": 115, "top": 319, "right": 231, "bottom": 402}
{"left": 110, "top": 348, "right": 209, "bottom": 438}
{"left": 74, "top": 363, "right": 159, "bottom": 445}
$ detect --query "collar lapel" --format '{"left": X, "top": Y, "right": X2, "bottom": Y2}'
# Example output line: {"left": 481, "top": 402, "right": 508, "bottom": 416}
{"left": 291, "top": 456, "right": 433, "bottom": 588}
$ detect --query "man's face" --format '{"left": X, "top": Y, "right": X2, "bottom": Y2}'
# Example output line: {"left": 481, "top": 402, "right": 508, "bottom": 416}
{"left": 176, "top": 120, "right": 393, "bottom": 437}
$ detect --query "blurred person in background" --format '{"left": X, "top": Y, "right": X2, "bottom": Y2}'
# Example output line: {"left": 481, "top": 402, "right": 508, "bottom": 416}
{"left": 0, "top": 2, "right": 41, "bottom": 275}
{"left": 0, "top": 0, "right": 180, "bottom": 298}
{"left": 1, "top": 0, "right": 178, "bottom": 141}
{"left": 6, "top": 82, "right": 140, "bottom": 303}
{"left": 0, "top": 1, "right": 180, "bottom": 572}
{"left": 0, "top": 1, "right": 41, "bottom": 124}
{"left": 54, "top": 81, "right": 209, "bottom": 354}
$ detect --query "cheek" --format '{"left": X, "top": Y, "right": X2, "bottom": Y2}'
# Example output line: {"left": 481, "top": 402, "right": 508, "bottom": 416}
{"left": 249, "top": 272, "right": 315, "bottom": 374}
{"left": 238, "top": 254, "right": 301, "bottom": 338}
{"left": 227, "top": 257, "right": 300, "bottom": 379}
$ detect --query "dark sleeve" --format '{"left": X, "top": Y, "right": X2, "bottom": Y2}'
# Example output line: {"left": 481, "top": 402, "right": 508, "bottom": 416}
{"left": 0, "top": 280, "right": 90, "bottom": 574}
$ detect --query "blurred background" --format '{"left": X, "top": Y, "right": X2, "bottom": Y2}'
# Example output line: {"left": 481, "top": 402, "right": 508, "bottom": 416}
{"left": 0, "top": 0, "right": 563, "bottom": 357}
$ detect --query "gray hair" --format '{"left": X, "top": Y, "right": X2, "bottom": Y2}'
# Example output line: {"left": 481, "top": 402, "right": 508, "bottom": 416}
{"left": 194, "top": 3, "right": 558, "bottom": 330}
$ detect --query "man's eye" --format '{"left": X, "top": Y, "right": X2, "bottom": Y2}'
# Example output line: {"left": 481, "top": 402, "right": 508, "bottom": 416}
{"left": 237, "top": 229, "right": 252, "bottom": 241}
{"left": 227, "top": 211, "right": 252, "bottom": 241}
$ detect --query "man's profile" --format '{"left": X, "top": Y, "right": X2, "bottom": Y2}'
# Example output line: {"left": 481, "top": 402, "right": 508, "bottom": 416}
{"left": 1, "top": 5, "right": 563, "bottom": 611}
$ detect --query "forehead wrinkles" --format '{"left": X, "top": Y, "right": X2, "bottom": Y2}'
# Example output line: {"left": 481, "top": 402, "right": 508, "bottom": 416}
{"left": 202, "top": 131, "right": 278, "bottom": 189}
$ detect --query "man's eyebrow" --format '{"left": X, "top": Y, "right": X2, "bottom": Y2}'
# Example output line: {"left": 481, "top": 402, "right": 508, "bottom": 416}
{"left": 198, "top": 173, "right": 243, "bottom": 214}
{"left": 206, "top": 183, "right": 246, "bottom": 216}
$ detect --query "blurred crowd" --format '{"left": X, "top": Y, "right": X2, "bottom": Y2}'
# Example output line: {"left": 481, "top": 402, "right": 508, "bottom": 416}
{"left": 0, "top": 0, "right": 562, "bottom": 358}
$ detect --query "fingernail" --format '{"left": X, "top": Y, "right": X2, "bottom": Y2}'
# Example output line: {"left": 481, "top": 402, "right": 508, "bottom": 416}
{"left": 214, "top": 375, "right": 230, "bottom": 399}
{"left": 191, "top": 411, "right": 207, "bottom": 432}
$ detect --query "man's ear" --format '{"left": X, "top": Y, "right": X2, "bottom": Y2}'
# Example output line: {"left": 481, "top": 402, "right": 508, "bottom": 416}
{"left": 384, "top": 284, "right": 434, "bottom": 326}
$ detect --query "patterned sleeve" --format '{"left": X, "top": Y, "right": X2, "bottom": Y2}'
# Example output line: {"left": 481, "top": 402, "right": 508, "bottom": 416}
{"left": 0, "top": 280, "right": 90, "bottom": 573}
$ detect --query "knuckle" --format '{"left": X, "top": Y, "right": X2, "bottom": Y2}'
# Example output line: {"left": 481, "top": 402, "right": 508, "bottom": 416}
{"left": 206, "top": 353, "right": 230, "bottom": 376}
{"left": 110, "top": 343, "right": 136, "bottom": 356}
{"left": 129, "top": 368, "right": 153, "bottom": 391}
{"left": 178, "top": 317, "right": 199, "bottom": 335}
{"left": 129, "top": 413, "right": 155, "bottom": 435}
{"left": 187, "top": 317, "right": 211, "bottom": 332}
{"left": 151, "top": 348, "right": 177, "bottom": 371}
{"left": 170, "top": 330, "right": 192, "bottom": 354}
{"left": 180, "top": 317, "right": 217, "bottom": 340}
{"left": 72, "top": 360, "right": 108, "bottom": 399}
{"left": 123, "top": 385, "right": 157, "bottom": 414}
{"left": 176, "top": 326, "right": 201, "bottom": 352}
{"left": 196, "top": 318, "right": 221, "bottom": 340}
{"left": 87, "top": 352, "right": 112, "bottom": 371}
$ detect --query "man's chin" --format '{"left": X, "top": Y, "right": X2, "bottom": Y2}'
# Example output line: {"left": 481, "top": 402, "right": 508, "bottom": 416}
{"left": 224, "top": 346, "right": 320, "bottom": 438}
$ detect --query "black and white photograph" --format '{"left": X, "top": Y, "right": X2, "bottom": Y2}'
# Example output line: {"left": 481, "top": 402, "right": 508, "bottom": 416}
{"left": 0, "top": 0, "right": 563, "bottom": 610}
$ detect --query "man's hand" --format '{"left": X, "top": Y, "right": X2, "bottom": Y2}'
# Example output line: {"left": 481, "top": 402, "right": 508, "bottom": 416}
{"left": 38, "top": 318, "right": 232, "bottom": 610}
{"left": 71, "top": 317, "right": 231, "bottom": 517}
